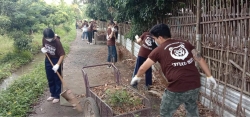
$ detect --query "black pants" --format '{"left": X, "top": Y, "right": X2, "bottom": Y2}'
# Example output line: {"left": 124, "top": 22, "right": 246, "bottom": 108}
{"left": 88, "top": 31, "right": 93, "bottom": 43}
{"left": 132, "top": 56, "right": 152, "bottom": 86}
{"left": 45, "top": 57, "right": 62, "bottom": 99}
{"left": 115, "top": 32, "right": 118, "bottom": 39}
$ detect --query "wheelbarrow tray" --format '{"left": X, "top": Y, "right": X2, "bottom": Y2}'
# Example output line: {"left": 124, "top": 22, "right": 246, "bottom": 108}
{"left": 82, "top": 64, "right": 151, "bottom": 117}
{"left": 89, "top": 84, "right": 151, "bottom": 117}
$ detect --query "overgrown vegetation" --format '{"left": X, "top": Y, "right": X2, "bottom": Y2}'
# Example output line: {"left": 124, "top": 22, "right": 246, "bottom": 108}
{"left": 0, "top": 0, "right": 78, "bottom": 51}
{"left": 0, "top": 24, "right": 76, "bottom": 81}
{"left": 0, "top": 63, "right": 47, "bottom": 117}
{"left": 0, "top": 1, "right": 78, "bottom": 115}
{"left": 0, "top": 51, "right": 33, "bottom": 81}
{"left": 0, "top": 0, "right": 80, "bottom": 81}
{"left": 0, "top": 25, "right": 76, "bottom": 116}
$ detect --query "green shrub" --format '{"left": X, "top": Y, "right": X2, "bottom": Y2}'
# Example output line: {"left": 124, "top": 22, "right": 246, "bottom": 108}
{"left": 30, "top": 40, "right": 41, "bottom": 54}
{"left": 9, "top": 31, "right": 32, "bottom": 51}
{"left": 13, "top": 36, "right": 32, "bottom": 51}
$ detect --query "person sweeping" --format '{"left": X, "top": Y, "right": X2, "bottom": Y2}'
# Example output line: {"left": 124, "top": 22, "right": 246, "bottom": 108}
{"left": 41, "top": 28, "right": 65, "bottom": 103}
{"left": 131, "top": 24, "right": 217, "bottom": 116}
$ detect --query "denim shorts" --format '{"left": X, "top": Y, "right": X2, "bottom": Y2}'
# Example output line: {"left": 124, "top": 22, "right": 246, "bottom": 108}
{"left": 160, "top": 88, "right": 200, "bottom": 117}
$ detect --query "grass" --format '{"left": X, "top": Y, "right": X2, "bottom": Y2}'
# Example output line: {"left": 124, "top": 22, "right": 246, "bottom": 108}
{"left": 0, "top": 25, "right": 76, "bottom": 116}
{"left": 0, "top": 35, "right": 14, "bottom": 59}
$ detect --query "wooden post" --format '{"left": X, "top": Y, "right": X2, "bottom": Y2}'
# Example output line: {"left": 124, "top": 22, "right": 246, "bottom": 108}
{"left": 196, "top": 0, "right": 202, "bottom": 52}
{"left": 195, "top": 0, "right": 202, "bottom": 69}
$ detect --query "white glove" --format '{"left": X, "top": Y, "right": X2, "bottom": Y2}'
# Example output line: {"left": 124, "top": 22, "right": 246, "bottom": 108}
{"left": 207, "top": 76, "right": 217, "bottom": 90}
{"left": 111, "top": 27, "right": 115, "bottom": 32}
{"left": 106, "top": 34, "right": 110, "bottom": 40}
{"left": 135, "top": 35, "right": 139, "bottom": 40}
{"left": 41, "top": 47, "right": 47, "bottom": 54}
{"left": 52, "top": 64, "right": 59, "bottom": 73}
{"left": 130, "top": 75, "right": 142, "bottom": 86}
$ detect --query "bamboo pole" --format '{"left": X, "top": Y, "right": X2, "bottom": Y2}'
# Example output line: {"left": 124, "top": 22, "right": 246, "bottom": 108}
{"left": 196, "top": 0, "right": 201, "bottom": 68}
{"left": 236, "top": 47, "right": 247, "bottom": 117}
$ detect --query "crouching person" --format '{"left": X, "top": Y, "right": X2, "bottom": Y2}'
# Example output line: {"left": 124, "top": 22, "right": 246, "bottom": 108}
{"left": 131, "top": 24, "right": 217, "bottom": 117}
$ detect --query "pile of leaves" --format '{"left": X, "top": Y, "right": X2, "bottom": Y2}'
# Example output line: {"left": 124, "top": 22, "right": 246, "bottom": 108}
{"left": 91, "top": 84, "right": 145, "bottom": 115}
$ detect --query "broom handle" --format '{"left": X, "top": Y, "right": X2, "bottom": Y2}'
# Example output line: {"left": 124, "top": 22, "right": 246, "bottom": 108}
{"left": 45, "top": 53, "right": 66, "bottom": 87}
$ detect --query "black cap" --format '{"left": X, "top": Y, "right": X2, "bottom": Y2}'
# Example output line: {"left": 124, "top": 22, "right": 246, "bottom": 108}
{"left": 43, "top": 28, "right": 55, "bottom": 38}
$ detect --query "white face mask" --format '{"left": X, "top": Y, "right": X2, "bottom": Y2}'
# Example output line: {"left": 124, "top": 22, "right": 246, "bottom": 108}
{"left": 45, "top": 38, "right": 53, "bottom": 42}
{"left": 155, "top": 41, "right": 159, "bottom": 46}
{"left": 153, "top": 37, "right": 159, "bottom": 46}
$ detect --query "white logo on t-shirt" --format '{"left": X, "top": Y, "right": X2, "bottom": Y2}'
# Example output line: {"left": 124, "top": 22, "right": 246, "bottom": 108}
{"left": 145, "top": 36, "right": 152, "bottom": 46}
{"left": 169, "top": 44, "right": 188, "bottom": 60}
{"left": 45, "top": 44, "right": 56, "bottom": 55}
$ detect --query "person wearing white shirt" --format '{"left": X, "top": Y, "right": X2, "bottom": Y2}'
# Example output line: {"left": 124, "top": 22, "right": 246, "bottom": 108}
{"left": 81, "top": 20, "right": 88, "bottom": 40}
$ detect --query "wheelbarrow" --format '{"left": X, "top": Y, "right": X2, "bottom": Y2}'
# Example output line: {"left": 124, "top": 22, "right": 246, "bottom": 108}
{"left": 81, "top": 63, "right": 151, "bottom": 117}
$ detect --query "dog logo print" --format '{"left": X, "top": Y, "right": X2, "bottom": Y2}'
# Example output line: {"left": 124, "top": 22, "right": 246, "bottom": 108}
{"left": 169, "top": 44, "right": 189, "bottom": 60}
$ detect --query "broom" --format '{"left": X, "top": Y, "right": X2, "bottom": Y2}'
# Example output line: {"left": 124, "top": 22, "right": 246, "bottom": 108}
{"left": 117, "top": 46, "right": 123, "bottom": 61}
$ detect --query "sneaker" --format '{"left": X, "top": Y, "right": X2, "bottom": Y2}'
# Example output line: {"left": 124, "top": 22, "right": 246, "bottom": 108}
{"left": 52, "top": 99, "right": 60, "bottom": 103}
{"left": 87, "top": 42, "right": 90, "bottom": 44}
{"left": 47, "top": 97, "right": 54, "bottom": 101}
{"left": 90, "top": 43, "right": 93, "bottom": 45}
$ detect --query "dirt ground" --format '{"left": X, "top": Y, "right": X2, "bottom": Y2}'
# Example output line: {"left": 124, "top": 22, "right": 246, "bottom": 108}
{"left": 29, "top": 29, "right": 215, "bottom": 117}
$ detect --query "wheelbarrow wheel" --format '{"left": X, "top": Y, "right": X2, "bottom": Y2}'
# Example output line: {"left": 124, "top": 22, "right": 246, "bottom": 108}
{"left": 83, "top": 97, "right": 100, "bottom": 117}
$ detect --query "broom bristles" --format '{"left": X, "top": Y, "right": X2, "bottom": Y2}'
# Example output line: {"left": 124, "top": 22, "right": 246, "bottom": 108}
{"left": 116, "top": 46, "right": 123, "bottom": 61}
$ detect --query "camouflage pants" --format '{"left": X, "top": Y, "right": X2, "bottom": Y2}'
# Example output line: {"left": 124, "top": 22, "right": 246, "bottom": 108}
{"left": 160, "top": 88, "right": 200, "bottom": 117}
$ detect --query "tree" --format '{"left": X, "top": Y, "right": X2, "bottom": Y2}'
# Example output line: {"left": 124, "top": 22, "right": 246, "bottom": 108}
{"left": 85, "top": 0, "right": 185, "bottom": 40}
{"left": 85, "top": 0, "right": 111, "bottom": 21}
{"left": 0, "top": 0, "right": 75, "bottom": 51}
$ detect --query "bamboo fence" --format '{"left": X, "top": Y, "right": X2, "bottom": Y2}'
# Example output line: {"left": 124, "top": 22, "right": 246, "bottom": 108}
{"left": 98, "top": 0, "right": 250, "bottom": 116}
{"left": 167, "top": 0, "right": 250, "bottom": 116}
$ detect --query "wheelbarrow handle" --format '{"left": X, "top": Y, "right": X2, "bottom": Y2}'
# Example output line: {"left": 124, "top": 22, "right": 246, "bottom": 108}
{"left": 45, "top": 53, "right": 66, "bottom": 87}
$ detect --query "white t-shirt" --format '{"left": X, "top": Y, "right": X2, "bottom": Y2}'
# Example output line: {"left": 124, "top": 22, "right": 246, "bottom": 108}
{"left": 82, "top": 25, "right": 88, "bottom": 32}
